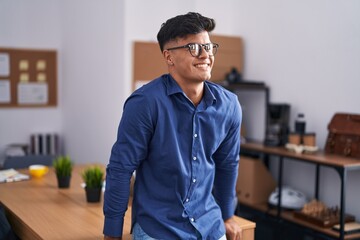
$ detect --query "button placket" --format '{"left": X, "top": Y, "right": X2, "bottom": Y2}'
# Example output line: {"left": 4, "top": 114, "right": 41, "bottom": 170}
{"left": 185, "top": 111, "right": 199, "bottom": 207}
{"left": 193, "top": 131, "right": 198, "bottom": 161}
{"left": 191, "top": 113, "right": 199, "bottom": 185}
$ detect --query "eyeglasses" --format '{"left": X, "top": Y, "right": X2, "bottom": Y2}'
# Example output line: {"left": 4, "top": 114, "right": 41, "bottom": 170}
{"left": 166, "top": 43, "right": 219, "bottom": 57}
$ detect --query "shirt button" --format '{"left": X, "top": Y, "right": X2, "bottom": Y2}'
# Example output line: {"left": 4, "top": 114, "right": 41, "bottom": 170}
{"left": 192, "top": 178, "right": 196, "bottom": 183}
{"left": 194, "top": 134, "right": 198, "bottom": 138}
{"left": 186, "top": 198, "right": 189, "bottom": 202}
{"left": 190, "top": 218, "right": 195, "bottom": 222}
{"left": 193, "top": 156, "right": 197, "bottom": 161}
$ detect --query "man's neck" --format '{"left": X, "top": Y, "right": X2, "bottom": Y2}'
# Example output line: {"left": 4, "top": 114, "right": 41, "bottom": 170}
{"left": 177, "top": 80, "right": 204, "bottom": 107}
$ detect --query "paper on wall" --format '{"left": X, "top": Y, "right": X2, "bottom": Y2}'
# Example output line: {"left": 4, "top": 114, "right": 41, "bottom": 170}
{"left": 17, "top": 82, "right": 48, "bottom": 104}
{"left": 0, "top": 80, "right": 11, "bottom": 103}
{"left": 0, "top": 53, "right": 10, "bottom": 77}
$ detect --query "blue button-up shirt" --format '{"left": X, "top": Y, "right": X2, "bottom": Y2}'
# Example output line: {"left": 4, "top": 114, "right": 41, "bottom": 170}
{"left": 103, "top": 74, "right": 242, "bottom": 239}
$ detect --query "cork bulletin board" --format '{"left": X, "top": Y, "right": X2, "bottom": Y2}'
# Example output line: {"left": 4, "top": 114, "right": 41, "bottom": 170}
{"left": 133, "top": 34, "right": 243, "bottom": 90}
{"left": 0, "top": 48, "right": 57, "bottom": 108}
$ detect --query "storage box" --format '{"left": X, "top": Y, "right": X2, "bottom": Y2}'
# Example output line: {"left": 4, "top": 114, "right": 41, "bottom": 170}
{"left": 236, "top": 156, "right": 277, "bottom": 205}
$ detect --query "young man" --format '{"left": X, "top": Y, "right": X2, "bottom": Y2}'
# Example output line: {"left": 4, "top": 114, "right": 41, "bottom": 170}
{"left": 103, "top": 12, "right": 242, "bottom": 240}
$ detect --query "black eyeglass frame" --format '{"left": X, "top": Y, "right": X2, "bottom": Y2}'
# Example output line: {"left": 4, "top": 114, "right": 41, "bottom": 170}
{"left": 166, "top": 43, "right": 219, "bottom": 57}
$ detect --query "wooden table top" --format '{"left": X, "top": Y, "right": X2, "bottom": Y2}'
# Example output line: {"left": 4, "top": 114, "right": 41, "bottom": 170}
{"left": 0, "top": 164, "right": 254, "bottom": 240}
{"left": 0, "top": 165, "right": 131, "bottom": 240}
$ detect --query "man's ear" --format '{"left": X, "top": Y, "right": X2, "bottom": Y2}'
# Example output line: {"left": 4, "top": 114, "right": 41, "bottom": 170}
{"left": 163, "top": 50, "right": 174, "bottom": 66}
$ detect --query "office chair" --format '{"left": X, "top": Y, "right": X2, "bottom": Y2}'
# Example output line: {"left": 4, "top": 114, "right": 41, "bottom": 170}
{"left": 0, "top": 205, "right": 19, "bottom": 240}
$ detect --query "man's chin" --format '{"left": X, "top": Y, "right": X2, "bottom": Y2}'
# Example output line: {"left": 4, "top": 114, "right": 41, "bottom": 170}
{"left": 193, "top": 72, "right": 212, "bottom": 82}
{"left": 204, "top": 74, "right": 212, "bottom": 81}
{"left": 199, "top": 71, "right": 211, "bottom": 81}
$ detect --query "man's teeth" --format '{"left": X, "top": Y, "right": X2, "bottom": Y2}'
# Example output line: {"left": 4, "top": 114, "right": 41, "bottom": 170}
{"left": 195, "top": 64, "right": 208, "bottom": 67}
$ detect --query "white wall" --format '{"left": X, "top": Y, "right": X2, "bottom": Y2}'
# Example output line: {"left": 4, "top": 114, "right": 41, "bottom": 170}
{"left": 232, "top": 0, "right": 360, "bottom": 220}
{"left": 0, "top": 0, "right": 63, "bottom": 163}
{"left": 59, "top": 0, "right": 126, "bottom": 165}
{"left": 1, "top": 0, "right": 360, "bottom": 221}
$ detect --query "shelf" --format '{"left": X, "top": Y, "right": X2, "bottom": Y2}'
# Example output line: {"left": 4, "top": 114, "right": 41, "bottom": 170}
{"left": 281, "top": 212, "right": 360, "bottom": 239}
{"left": 238, "top": 142, "right": 360, "bottom": 240}
{"left": 238, "top": 201, "right": 360, "bottom": 239}
{"left": 241, "top": 142, "right": 360, "bottom": 169}
{"left": 219, "top": 81, "right": 268, "bottom": 91}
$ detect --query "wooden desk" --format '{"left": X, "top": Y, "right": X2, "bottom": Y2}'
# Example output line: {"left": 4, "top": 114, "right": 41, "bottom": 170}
{"left": 0, "top": 165, "right": 255, "bottom": 240}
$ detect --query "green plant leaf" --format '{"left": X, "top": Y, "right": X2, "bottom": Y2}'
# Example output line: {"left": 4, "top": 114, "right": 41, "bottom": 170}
{"left": 53, "top": 155, "right": 73, "bottom": 177}
{"left": 81, "top": 166, "right": 104, "bottom": 189}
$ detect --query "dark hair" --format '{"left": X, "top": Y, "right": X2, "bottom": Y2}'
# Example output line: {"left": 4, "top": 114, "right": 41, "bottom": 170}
{"left": 157, "top": 12, "right": 216, "bottom": 52}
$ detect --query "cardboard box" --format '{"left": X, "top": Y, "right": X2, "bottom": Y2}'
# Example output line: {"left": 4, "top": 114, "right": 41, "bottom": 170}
{"left": 236, "top": 156, "right": 277, "bottom": 205}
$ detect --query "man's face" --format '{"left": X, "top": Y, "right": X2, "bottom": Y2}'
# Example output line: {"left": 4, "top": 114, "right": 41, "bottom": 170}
{"left": 164, "top": 31, "right": 215, "bottom": 84}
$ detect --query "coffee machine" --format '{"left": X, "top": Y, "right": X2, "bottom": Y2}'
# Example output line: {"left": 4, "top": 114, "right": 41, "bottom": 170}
{"left": 264, "top": 103, "right": 291, "bottom": 146}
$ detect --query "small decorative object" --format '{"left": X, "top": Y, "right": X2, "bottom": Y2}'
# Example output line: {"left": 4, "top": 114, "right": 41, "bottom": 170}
{"left": 286, "top": 132, "right": 318, "bottom": 154}
{"left": 81, "top": 166, "right": 104, "bottom": 203}
{"left": 225, "top": 67, "right": 242, "bottom": 84}
{"left": 28, "top": 164, "right": 49, "bottom": 178}
{"left": 325, "top": 113, "right": 360, "bottom": 158}
{"left": 53, "top": 155, "right": 73, "bottom": 188}
{"left": 294, "top": 199, "right": 355, "bottom": 227}
{"left": 302, "top": 133, "right": 316, "bottom": 147}
{"left": 295, "top": 113, "right": 306, "bottom": 134}
{"left": 288, "top": 133, "right": 301, "bottom": 145}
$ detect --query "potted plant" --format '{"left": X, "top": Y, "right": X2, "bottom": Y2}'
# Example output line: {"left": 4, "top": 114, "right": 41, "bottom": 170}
{"left": 81, "top": 166, "right": 104, "bottom": 203}
{"left": 53, "top": 155, "right": 73, "bottom": 188}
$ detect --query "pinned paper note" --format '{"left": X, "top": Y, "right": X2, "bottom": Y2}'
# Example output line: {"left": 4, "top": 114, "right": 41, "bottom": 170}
{"left": 0, "top": 53, "right": 10, "bottom": 77}
{"left": 37, "top": 73, "right": 46, "bottom": 82}
{"left": 19, "top": 60, "right": 29, "bottom": 71}
{"left": 36, "top": 60, "right": 46, "bottom": 71}
{"left": 18, "top": 82, "right": 48, "bottom": 104}
{"left": 0, "top": 80, "right": 11, "bottom": 103}
{"left": 20, "top": 73, "right": 29, "bottom": 82}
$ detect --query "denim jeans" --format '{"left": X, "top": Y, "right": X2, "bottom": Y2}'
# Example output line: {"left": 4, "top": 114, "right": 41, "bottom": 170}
{"left": 132, "top": 223, "right": 157, "bottom": 240}
{"left": 132, "top": 222, "right": 227, "bottom": 240}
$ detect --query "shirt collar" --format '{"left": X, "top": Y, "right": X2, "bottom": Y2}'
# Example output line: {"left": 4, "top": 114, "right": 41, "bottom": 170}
{"left": 165, "top": 74, "right": 217, "bottom": 107}
{"left": 165, "top": 74, "right": 183, "bottom": 96}
{"left": 203, "top": 81, "right": 217, "bottom": 107}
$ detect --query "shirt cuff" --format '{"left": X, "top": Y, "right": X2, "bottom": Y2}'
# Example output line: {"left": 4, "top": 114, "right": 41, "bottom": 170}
{"left": 222, "top": 203, "right": 235, "bottom": 220}
{"left": 103, "top": 217, "right": 124, "bottom": 237}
